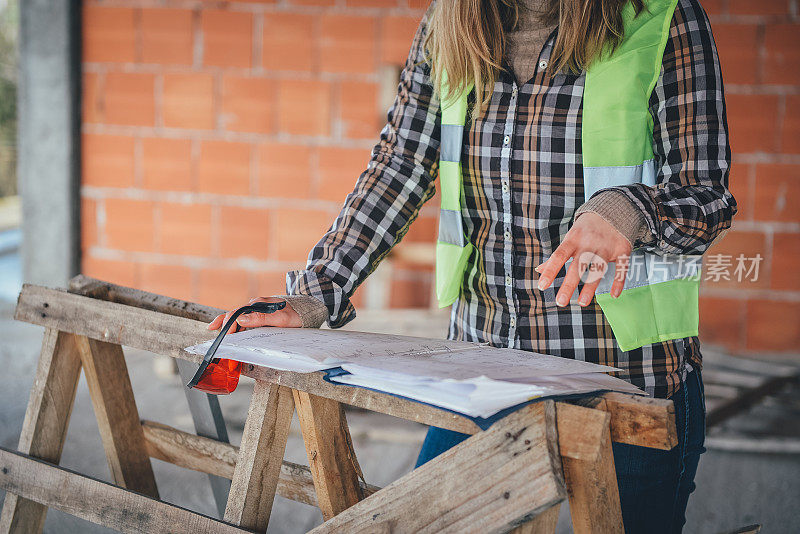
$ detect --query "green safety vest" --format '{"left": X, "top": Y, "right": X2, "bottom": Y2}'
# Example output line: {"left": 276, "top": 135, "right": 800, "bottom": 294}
{"left": 435, "top": 0, "right": 701, "bottom": 352}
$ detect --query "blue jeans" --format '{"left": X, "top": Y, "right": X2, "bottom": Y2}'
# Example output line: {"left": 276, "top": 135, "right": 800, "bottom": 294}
{"left": 414, "top": 367, "right": 706, "bottom": 534}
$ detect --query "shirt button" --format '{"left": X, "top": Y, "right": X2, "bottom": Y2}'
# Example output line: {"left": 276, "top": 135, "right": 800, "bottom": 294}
{"left": 502, "top": 182, "right": 509, "bottom": 193}
{"left": 503, "top": 135, "right": 510, "bottom": 145}
{"left": 539, "top": 60, "right": 548, "bottom": 70}
{"left": 504, "top": 230, "right": 511, "bottom": 240}
{"left": 509, "top": 317, "right": 516, "bottom": 327}
{"left": 512, "top": 86, "right": 518, "bottom": 96}
{"left": 505, "top": 275, "right": 512, "bottom": 286}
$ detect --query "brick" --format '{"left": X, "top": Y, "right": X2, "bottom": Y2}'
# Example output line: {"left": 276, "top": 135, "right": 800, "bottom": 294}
{"left": 139, "top": 263, "right": 193, "bottom": 301}
{"left": 82, "top": 198, "right": 98, "bottom": 250}
{"left": 288, "top": 0, "right": 335, "bottom": 6}
{"left": 83, "top": 73, "right": 101, "bottom": 124}
{"left": 317, "top": 146, "right": 368, "bottom": 202}
{"left": 389, "top": 275, "right": 432, "bottom": 308}
{"left": 82, "top": 134, "right": 135, "bottom": 188}
{"left": 104, "top": 198, "right": 156, "bottom": 252}
{"left": 163, "top": 73, "right": 215, "bottom": 130}
{"left": 745, "top": 300, "right": 800, "bottom": 353}
{"left": 753, "top": 164, "right": 800, "bottom": 223}
{"left": 103, "top": 72, "right": 156, "bottom": 127}
{"left": 404, "top": 215, "right": 437, "bottom": 242}
{"left": 698, "top": 296, "right": 745, "bottom": 352}
{"left": 701, "top": 0, "right": 725, "bottom": 17}
{"left": 705, "top": 230, "right": 769, "bottom": 289}
{"left": 277, "top": 79, "right": 331, "bottom": 136}
{"left": 347, "top": 0, "right": 398, "bottom": 7}
{"left": 141, "top": 8, "right": 194, "bottom": 65}
{"left": 338, "top": 81, "right": 381, "bottom": 139}
{"left": 219, "top": 206, "right": 270, "bottom": 259}
{"left": 255, "top": 270, "right": 293, "bottom": 297}
{"left": 142, "top": 137, "right": 193, "bottom": 191}
{"left": 83, "top": 6, "right": 136, "bottom": 63}
{"left": 783, "top": 95, "right": 800, "bottom": 154}
{"left": 712, "top": 24, "right": 759, "bottom": 85}
{"left": 202, "top": 10, "right": 253, "bottom": 68}
{"left": 771, "top": 233, "right": 800, "bottom": 291}
{"left": 159, "top": 202, "right": 213, "bottom": 256}
{"left": 763, "top": 24, "right": 800, "bottom": 85}
{"left": 380, "top": 16, "right": 420, "bottom": 65}
{"left": 196, "top": 267, "right": 251, "bottom": 310}
{"left": 221, "top": 76, "right": 275, "bottom": 133}
{"left": 274, "top": 208, "right": 334, "bottom": 262}
{"left": 197, "top": 140, "right": 251, "bottom": 195}
{"left": 257, "top": 143, "right": 313, "bottom": 199}
{"left": 726, "top": 94, "right": 780, "bottom": 154}
{"left": 320, "top": 15, "right": 377, "bottom": 74}
{"left": 729, "top": 0, "right": 790, "bottom": 16}
{"left": 727, "top": 161, "right": 752, "bottom": 220}
{"left": 82, "top": 256, "right": 138, "bottom": 288}
{"left": 263, "top": 13, "right": 315, "bottom": 72}
{"left": 407, "top": 0, "right": 432, "bottom": 9}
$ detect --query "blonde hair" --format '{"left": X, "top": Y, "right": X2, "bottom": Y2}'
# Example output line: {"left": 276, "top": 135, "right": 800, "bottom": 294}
{"left": 424, "top": 0, "right": 645, "bottom": 114}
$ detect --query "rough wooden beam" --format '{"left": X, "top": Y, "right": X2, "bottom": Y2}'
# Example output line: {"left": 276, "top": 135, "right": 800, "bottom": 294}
{"left": 308, "top": 402, "right": 566, "bottom": 534}
{"left": 577, "top": 392, "right": 677, "bottom": 450}
{"left": 140, "top": 420, "right": 381, "bottom": 505}
{"left": 0, "top": 329, "right": 82, "bottom": 534}
{"left": 0, "top": 447, "right": 249, "bottom": 534}
{"left": 224, "top": 382, "right": 294, "bottom": 531}
{"left": 74, "top": 336, "right": 159, "bottom": 498}
{"left": 293, "top": 391, "right": 365, "bottom": 520}
{"left": 557, "top": 404, "right": 623, "bottom": 534}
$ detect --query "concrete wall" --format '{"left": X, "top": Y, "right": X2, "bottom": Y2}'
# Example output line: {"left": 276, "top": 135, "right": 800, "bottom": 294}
{"left": 18, "top": 0, "right": 81, "bottom": 287}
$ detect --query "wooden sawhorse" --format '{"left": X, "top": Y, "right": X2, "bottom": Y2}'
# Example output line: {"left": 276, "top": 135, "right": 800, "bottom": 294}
{"left": 0, "top": 277, "right": 677, "bottom": 533}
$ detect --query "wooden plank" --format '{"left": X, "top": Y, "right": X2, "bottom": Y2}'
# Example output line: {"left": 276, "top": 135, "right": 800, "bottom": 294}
{"left": 578, "top": 392, "right": 677, "bottom": 449}
{"left": 293, "top": 391, "right": 365, "bottom": 520}
{"left": 140, "top": 420, "right": 381, "bottom": 505}
{"left": 74, "top": 336, "right": 159, "bottom": 498}
{"left": 68, "top": 274, "right": 223, "bottom": 322}
{"left": 16, "top": 284, "right": 674, "bottom": 447}
{"left": 510, "top": 504, "right": 560, "bottom": 534}
{"left": 0, "top": 329, "right": 82, "bottom": 534}
{"left": 309, "top": 402, "right": 566, "bottom": 534}
{"left": 224, "top": 381, "right": 294, "bottom": 531}
{"left": 0, "top": 447, "right": 249, "bottom": 534}
{"left": 557, "top": 404, "right": 623, "bottom": 534}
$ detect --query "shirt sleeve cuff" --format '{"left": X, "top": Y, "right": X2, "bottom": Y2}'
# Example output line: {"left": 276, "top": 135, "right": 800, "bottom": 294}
{"left": 285, "top": 268, "right": 356, "bottom": 328}
{"left": 574, "top": 190, "right": 654, "bottom": 247}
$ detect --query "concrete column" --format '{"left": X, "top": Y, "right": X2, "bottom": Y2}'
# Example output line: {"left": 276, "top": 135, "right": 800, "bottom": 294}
{"left": 18, "top": 0, "right": 81, "bottom": 287}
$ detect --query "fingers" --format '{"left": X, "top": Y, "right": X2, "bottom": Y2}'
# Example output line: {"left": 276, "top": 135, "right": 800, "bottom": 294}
{"left": 207, "top": 313, "right": 224, "bottom": 330}
{"left": 537, "top": 241, "right": 577, "bottom": 290}
{"left": 577, "top": 253, "right": 607, "bottom": 306}
{"left": 555, "top": 255, "right": 585, "bottom": 307}
{"left": 610, "top": 256, "right": 629, "bottom": 298}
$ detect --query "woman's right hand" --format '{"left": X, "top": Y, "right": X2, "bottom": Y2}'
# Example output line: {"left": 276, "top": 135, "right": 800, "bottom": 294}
{"left": 207, "top": 296, "right": 302, "bottom": 334}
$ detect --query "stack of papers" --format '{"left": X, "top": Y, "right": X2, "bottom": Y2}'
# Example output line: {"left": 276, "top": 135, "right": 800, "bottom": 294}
{"left": 185, "top": 328, "right": 642, "bottom": 418}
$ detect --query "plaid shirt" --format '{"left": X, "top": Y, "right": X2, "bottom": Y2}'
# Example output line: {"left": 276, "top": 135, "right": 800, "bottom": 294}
{"left": 287, "top": 0, "right": 736, "bottom": 399}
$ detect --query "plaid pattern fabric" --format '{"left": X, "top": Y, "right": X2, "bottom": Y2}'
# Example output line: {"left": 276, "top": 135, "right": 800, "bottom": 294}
{"left": 287, "top": 0, "right": 736, "bottom": 398}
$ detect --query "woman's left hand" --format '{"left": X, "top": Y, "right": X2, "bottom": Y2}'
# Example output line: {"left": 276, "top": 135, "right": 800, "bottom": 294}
{"left": 535, "top": 212, "right": 632, "bottom": 307}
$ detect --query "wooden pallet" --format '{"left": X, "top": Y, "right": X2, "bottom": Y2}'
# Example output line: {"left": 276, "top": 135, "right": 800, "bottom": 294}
{"left": 0, "top": 277, "right": 678, "bottom": 533}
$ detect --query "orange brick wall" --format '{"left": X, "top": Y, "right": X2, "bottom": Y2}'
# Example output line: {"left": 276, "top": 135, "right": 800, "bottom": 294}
{"left": 81, "top": 0, "right": 432, "bottom": 313}
{"left": 81, "top": 0, "right": 800, "bottom": 355}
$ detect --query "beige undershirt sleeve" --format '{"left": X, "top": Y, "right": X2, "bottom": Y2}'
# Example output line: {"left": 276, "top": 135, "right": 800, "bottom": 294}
{"left": 271, "top": 294, "right": 328, "bottom": 329}
{"left": 574, "top": 191, "right": 654, "bottom": 247}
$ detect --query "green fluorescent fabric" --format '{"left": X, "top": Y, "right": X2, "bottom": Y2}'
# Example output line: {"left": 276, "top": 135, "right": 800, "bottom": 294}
{"left": 436, "top": 76, "right": 474, "bottom": 307}
{"left": 583, "top": 0, "right": 680, "bottom": 168}
{"left": 595, "top": 276, "right": 700, "bottom": 352}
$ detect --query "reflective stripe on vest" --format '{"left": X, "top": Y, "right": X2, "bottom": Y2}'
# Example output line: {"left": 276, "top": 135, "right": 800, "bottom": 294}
{"left": 434, "top": 0, "right": 699, "bottom": 352}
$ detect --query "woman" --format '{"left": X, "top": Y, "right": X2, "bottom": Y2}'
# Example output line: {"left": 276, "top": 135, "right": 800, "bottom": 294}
{"left": 209, "top": 0, "right": 734, "bottom": 531}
